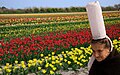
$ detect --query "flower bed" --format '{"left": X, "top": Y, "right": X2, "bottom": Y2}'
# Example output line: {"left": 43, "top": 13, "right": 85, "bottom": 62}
{"left": 0, "top": 38, "right": 119, "bottom": 75}
{"left": 0, "top": 19, "right": 120, "bottom": 40}
{"left": 0, "top": 24, "right": 120, "bottom": 64}
{"left": 0, "top": 12, "right": 119, "bottom": 26}
{"left": 0, "top": 12, "right": 120, "bottom": 75}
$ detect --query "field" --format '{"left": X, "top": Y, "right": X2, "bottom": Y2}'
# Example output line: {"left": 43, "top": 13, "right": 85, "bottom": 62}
{"left": 0, "top": 11, "right": 120, "bottom": 75}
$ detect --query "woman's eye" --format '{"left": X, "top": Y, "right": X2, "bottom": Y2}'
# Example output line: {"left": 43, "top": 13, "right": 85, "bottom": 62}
{"left": 98, "top": 50, "right": 102, "bottom": 53}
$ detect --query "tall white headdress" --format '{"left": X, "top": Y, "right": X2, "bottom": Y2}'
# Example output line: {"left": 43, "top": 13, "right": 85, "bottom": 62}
{"left": 86, "top": 1, "right": 113, "bottom": 71}
{"left": 86, "top": 1, "right": 106, "bottom": 39}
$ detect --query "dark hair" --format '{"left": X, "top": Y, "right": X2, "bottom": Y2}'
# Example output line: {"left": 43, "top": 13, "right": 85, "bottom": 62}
{"left": 91, "top": 38, "right": 111, "bottom": 49}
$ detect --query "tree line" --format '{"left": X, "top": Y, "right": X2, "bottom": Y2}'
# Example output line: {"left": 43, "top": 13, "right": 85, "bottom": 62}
{"left": 0, "top": 4, "right": 120, "bottom": 14}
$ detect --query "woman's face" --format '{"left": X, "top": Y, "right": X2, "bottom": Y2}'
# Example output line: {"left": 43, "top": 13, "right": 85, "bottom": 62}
{"left": 91, "top": 43, "right": 110, "bottom": 62}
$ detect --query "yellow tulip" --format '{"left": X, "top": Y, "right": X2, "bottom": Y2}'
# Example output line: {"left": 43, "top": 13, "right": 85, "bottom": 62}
{"left": 50, "top": 70, "right": 54, "bottom": 74}
{"left": 13, "top": 66, "right": 17, "bottom": 69}
{"left": 28, "top": 63, "right": 31, "bottom": 67}
{"left": 9, "top": 64, "right": 12, "bottom": 68}
{"left": 6, "top": 63, "right": 9, "bottom": 66}
{"left": 33, "top": 58, "right": 37, "bottom": 63}
{"left": 42, "top": 69, "right": 46, "bottom": 74}
{"left": 59, "top": 63, "right": 62, "bottom": 66}
{"left": 74, "top": 60, "right": 77, "bottom": 63}
{"left": 52, "top": 52, "right": 55, "bottom": 55}
{"left": 45, "top": 63, "right": 49, "bottom": 68}
{"left": 48, "top": 54, "right": 51, "bottom": 56}
{"left": 113, "top": 39, "right": 117, "bottom": 44}
{"left": 62, "top": 51, "right": 64, "bottom": 54}
{"left": 63, "top": 54, "right": 67, "bottom": 58}
{"left": 21, "top": 61, "right": 25, "bottom": 65}
{"left": 78, "top": 57, "right": 81, "bottom": 60}
{"left": 42, "top": 59, "right": 44, "bottom": 61}
{"left": 80, "top": 63, "right": 83, "bottom": 66}
{"left": 38, "top": 60, "right": 43, "bottom": 64}
{"left": 56, "top": 56, "right": 59, "bottom": 60}
{"left": 18, "top": 64, "right": 21, "bottom": 67}
{"left": 28, "top": 60, "right": 33, "bottom": 64}
{"left": 15, "top": 60, "right": 18, "bottom": 64}
{"left": 64, "top": 59, "right": 67, "bottom": 62}
{"left": 32, "top": 63, "right": 36, "bottom": 66}
{"left": 55, "top": 60, "right": 59, "bottom": 64}
{"left": 40, "top": 54, "right": 44, "bottom": 57}
{"left": 49, "top": 64, "right": 54, "bottom": 68}
{"left": 115, "top": 45, "right": 118, "bottom": 48}
{"left": 68, "top": 61, "right": 71, "bottom": 64}
{"left": 22, "top": 65, "right": 26, "bottom": 68}
{"left": 6, "top": 69, "right": 12, "bottom": 73}
{"left": 60, "top": 58, "right": 63, "bottom": 61}
{"left": 66, "top": 51, "right": 68, "bottom": 53}
{"left": 0, "top": 68, "right": 2, "bottom": 71}
{"left": 52, "top": 56, "right": 55, "bottom": 60}
{"left": 52, "top": 61, "right": 55, "bottom": 64}
{"left": 52, "top": 67, "right": 57, "bottom": 71}
{"left": 38, "top": 67, "right": 41, "bottom": 70}
{"left": 45, "top": 56, "right": 49, "bottom": 59}
{"left": 4, "top": 66, "right": 8, "bottom": 70}
{"left": 77, "top": 62, "right": 80, "bottom": 65}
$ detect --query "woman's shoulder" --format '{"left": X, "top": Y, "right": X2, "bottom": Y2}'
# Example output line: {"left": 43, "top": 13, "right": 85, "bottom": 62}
{"left": 110, "top": 48, "right": 120, "bottom": 62}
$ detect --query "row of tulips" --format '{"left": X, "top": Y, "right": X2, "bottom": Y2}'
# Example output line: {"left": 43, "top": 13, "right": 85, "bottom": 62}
{"left": 0, "top": 46, "right": 92, "bottom": 75}
{"left": 0, "top": 14, "right": 87, "bottom": 26}
{"left": 0, "top": 18, "right": 120, "bottom": 40}
{"left": 0, "top": 38, "right": 120, "bottom": 75}
{"left": 0, "top": 12, "right": 119, "bottom": 26}
{"left": 0, "top": 24, "right": 120, "bottom": 64}
{"left": 113, "top": 38, "right": 120, "bottom": 52}
{"left": 0, "top": 29, "right": 91, "bottom": 64}
{"left": 0, "top": 21, "right": 89, "bottom": 40}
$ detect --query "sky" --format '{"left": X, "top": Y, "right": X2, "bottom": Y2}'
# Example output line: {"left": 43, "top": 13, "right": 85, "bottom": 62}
{"left": 0, "top": 0, "right": 120, "bottom": 9}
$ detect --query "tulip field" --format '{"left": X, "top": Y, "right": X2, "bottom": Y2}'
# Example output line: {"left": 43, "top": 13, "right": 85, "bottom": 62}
{"left": 0, "top": 11, "right": 120, "bottom": 75}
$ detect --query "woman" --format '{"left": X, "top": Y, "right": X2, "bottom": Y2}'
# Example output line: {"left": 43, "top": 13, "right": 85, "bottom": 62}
{"left": 88, "top": 37, "right": 120, "bottom": 75}
{"left": 86, "top": 1, "right": 120, "bottom": 75}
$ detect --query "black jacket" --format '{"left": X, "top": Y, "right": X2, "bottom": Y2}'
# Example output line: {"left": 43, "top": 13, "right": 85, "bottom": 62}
{"left": 89, "top": 49, "right": 120, "bottom": 75}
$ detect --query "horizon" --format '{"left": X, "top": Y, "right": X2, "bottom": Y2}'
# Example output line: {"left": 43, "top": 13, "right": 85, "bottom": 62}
{"left": 0, "top": 0, "right": 120, "bottom": 9}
